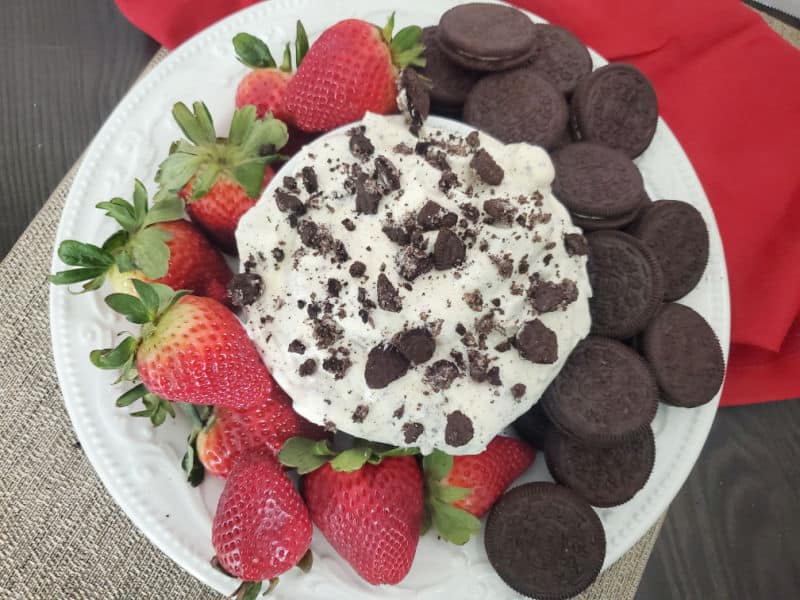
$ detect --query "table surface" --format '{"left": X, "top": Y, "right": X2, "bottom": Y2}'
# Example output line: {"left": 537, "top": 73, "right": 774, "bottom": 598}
{"left": 2, "top": 1, "right": 800, "bottom": 599}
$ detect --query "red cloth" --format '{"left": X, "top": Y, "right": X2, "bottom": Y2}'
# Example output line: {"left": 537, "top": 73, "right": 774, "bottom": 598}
{"left": 115, "top": 0, "right": 800, "bottom": 406}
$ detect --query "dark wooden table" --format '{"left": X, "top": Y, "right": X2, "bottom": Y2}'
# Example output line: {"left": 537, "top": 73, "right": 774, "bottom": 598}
{"left": 2, "top": 1, "right": 799, "bottom": 598}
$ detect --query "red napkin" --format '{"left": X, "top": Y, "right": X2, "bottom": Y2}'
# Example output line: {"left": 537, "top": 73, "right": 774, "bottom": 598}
{"left": 115, "top": 0, "right": 800, "bottom": 406}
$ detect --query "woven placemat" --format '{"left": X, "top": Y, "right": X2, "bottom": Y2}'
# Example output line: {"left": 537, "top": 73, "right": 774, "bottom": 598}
{"left": 0, "top": 44, "right": 667, "bottom": 600}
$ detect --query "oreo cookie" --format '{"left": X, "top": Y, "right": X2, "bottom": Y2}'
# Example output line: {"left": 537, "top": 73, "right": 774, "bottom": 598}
{"left": 571, "top": 192, "right": 649, "bottom": 231}
{"left": 438, "top": 3, "right": 536, "bottom": 72}
{"left": 631, "top": 200, "right": 709, "bottom": 301}
{"left": 464, "top": 68, "right": 568, "bottom": 150}
{"left": 513, "top": 401, "right": 552, "bottom": 450}
{"left": 572, "top": 63, "right": 658, "bottom": 158}
{"left": 587, "top": 231, "right": 664, "bottom": 339}
{"left": 528, "top": 24, "right": 593, "bottom": 96}
{"left": 552, "top": 143, "right": 644, "bottom": 218}
{"left": 541, "top": 336, "right": 659, "bottom": 446}
{"left": 485, "top": 482, "right": 605, "bottom": 600}
{"left": 642, "top": 303, "right": 725, "bottom": 408}
{"left": 419, "top": 27, "right": 480, "bottom": 110}
{"left": 545, "top": 426, "right": 656, "bottom": 507}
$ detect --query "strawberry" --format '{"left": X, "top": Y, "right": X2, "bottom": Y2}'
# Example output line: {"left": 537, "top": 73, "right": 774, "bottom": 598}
{"left": 49, "top": 180, "right": 232, "bottom": 305}
{"left": 284, "top": 14, "right": 426, "bottom": 132}
{"left": 212, "top": 450, "right": 313, "bottom": 587}
{"left": 91, "top": 281, "right": 277, "bottom": 412}
{"left": 156, "top": 101, "right": 288, "bottom": 254}
{"left": 280, "top": 439, "right": 423, "bottom": 585}
{"left": 423, "top": 437, "right": 536, "bottom": 544}
{"left": 196, "top": 396, "right": 326, "bottom": 478}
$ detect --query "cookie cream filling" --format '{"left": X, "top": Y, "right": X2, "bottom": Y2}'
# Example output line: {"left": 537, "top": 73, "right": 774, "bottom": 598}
{"left": 236, "top": 113, "right": 591, "bottom": 454}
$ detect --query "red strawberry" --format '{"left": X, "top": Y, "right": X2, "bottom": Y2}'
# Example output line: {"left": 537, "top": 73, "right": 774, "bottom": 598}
{"left": 49, "top": 180, "right": 232, "bottom": 305}
{"left": 423, "top": 437, "right": 535, "bottom": 544}
{"left": 91, "top": 281, "right": 275, "bottom": 411}
{"left": 302, "top": 456, "right": 423, "bottom": 584}
{"left": 196, "top": 396, "right": 326, "bottom": 478}
{"left": 156, "top": 102, "right": 288, "bottom": 254}
{"left": 285, "top": 14, "right": 426, "bottom": 132}
{"left": 212, "top": 450, "right": 312, "bottom": 583}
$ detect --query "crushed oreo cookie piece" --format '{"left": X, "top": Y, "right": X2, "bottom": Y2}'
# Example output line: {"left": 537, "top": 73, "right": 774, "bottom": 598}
{"left": 394, "top": 328, "right": 435, "bottom": 365}
{"left": 298, "top": 358, "right": 317, "bottom": 377}
{"left": 398, "top": 68, "right": 431, "bottom": 135}
{"left": 313, "top": 316, "right": 342, "bottom": 348}
{"left": 495, "top": 340, "right": 512, "bottom": 352}
{"left": 323, "top": 355, "right": 353, "bottom": 380}
{"left": 301, "top": 166, "right": 318, "bottom": 193}
{"left": 355, "top": 173, "right": 382, "bottom": 214}
{"left": 424, "top": 359, "right": 460, "bottom": 391}
{"left": 460, "top": 203, "right": 480, "bottom": 223}
{"left": 468, "top": 350, "right": 490, "bottom": 383}
{"left": 349, "top": 129, "right": 374, "bottom": 160}
{"left": 490, "top": 253, "right": 514, "bottom": 277}
{"left": 517, "top": 319, "right": 558, "bottom": 364}
{"left": 463, "top": 289, "right": 484, "bottom": 311}
{"left": 288, "top": 339, "right": 306, "bottom": 354}
{"left": 373, "top": 155, "right": 401, "bottom": 193}
{"left": 282, "top": 176, "right": 299, "bottom": 192}
{"left": 434, "top": 228, "right": 466, "bottom": 270}
{"left": 298, "top": 220, "right": 320, "bottom": 248}
{"left": 470, "top": 149, "right": 505, "bottom": 185}
{"left": 418, "top": 200, "right": 458, "bottom": 231}
{"left": 466, "top": 131, "right": 481, "bottom": 148}
{"left": 352, "top": 404, "right": 369, "bottom": 423}
{"left": 487, "top": 366, "right": 502, "bottom": 386}
{"left": 484, "top": 199, "right": 517, "bottom": 226}
{"left": 377, "top": 273, "right": 403, "bottom": 312}
{"left": 365, "top": 343, "right": 410, "bottom": 389}
{"left": 227, "top": 272, "right": 263, "bottom": 307}
{"left": 511, "top": 383, "right": 526, "bottom": 399}
{"left": 349, "top": 261, "right": 366, "bottom": 278}
{"left": 342, "top": 218, "right": 356, "bottom": 231}
{"left": 396, "top": 244, "right": 433, "bottom": 280}
{"left": 528, "top": 276, "right": 579, "bottom": 313}
{"left": 564, "top": 233, "right": 588, "bottom": 256}
{"left": 439, "top": 170, "right": 460, "bottom": 193}
{"left": 327, "top": 278, "right": 342, "bottom": 297}
{"left": 271, "top": 247, "right": 285, "bottom": 262}
{"left": 445, "top": 411, "right": 474, "bottom": 447}
{"left": 275, "top": 189, "right": 306, "bottom": 215}
{"left": 426, "top": 150, "right": 451, "bottom": 172}
{"left": 402, "top": 422, "right": 425, "bottom": 443}
{"left": 382, "top": 224, "right": 412, "bottom": 245}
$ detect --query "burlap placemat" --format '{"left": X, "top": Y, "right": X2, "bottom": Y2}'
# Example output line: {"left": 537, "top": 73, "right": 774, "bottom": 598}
{"left": 23, "top": 17, "right": 790, "bottom": 594}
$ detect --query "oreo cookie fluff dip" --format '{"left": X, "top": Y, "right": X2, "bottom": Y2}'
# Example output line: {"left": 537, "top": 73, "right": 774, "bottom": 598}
{"left": 236, "top": 112, "right": 591, "bottom": 454}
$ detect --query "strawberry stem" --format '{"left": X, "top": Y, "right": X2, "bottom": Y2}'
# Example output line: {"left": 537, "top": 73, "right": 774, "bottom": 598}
{"left": 295, "top": 21, "right": 309, "bottom": 67}
{"left": 279, "top": 43, "right": 292, "bottom": 73}
{"left": 233, "top": 32, "right": 277, "bottom": 69}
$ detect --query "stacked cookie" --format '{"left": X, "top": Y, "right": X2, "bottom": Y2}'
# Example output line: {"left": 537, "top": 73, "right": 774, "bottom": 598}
{"left": 418, "top": 3, "right": 725, "bottom": 599}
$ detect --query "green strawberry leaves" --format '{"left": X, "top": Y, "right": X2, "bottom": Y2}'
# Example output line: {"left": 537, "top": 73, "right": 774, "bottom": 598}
{"left": 90, "top": 336, "right": 138, "bottom": 369}
{"left": 233, "top": 32, "right": 278, "bottom": 69}
{"left": 381, "top": 12, "right": 426, "bottom": 69}
{"left": 295, "top": 21, "right": 309, "bottom": 67}
{"left": 422, "top": 449, "right": 481, "bottom": 545}
{"left": 180, "top": 403, "right": 207, "bottom": 487}
{"left": 279, "top": 436, "right": 419, "bottom": 474}
{"left": 156, "top": 102, "right": 288, "bottom": 204}
{"left": 49, "top": 180, "right": 183, "bottom": 291}
{"left": 130, "top": 393, "right": 176, "bottom": 426}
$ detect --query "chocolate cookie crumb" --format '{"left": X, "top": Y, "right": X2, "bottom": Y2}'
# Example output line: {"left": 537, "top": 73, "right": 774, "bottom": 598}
{"left": 349, "top": 261, "right": 366, "bottom": 278}
{"left": 393, "top": 405, "right": 406, "bottom": 419}
{"left": 377, "top": 273, "right": 403, "bottom": 312}
{"left": 374, "top": 155, "right": 401, "bottom": 193}
{"left": 382, "top": 224, "right": 412, "bottom": 245}
{"left": 528, "top": 276, "right": 579, "bottom": 313}
{"left": 439, "top": 170, "right": 460, "bottom": 193}
{"left": 394, "top": 328, "right": 435, "bottom": 365}
{"left": 463, "top": 289, "right": 484, "bottom": 311}
{"left": 564, "top": 233, "right": 588, "bottom": 256}
{"left": 327, "top": 278, "right": 342, "bottom": 297}
{"left": 470, "top": 149, "right": 504, "bottom": 185}
{"left": 490, "top": 253, "right": 514, "bottom": 277}
{"left": 355, "top": 173, "right": 382, "bottom": 214}
{"left": 298, "top": 359, "right": 317, "bottom": 377}
{"left": 434, "top": 228, "right": 466, "bottom": 270}
{"left": 484, "top": 199, "right": 517, "bottom": 226}
{"left": 495, "top": 340, "right": 512, "bottom": 352}
{"left": 424, "top": 360, "right": 460, "bottom": 391}
{"left": 517, "top": 319, "right": 558, "bottom": 364}
{"left": 466, "top": 131, "right": 480, "bottom": 148}
{"left": 349, "top": 130, "right": 374, "bottom": 160}
{"left": 275, "top": 190, "right": 307, "bottom": 215}
{"left": 460, "top": 203, "right": 480, "bottom": 223}
{"left": 398, "top": 68, "right": 431, "bottom": 135}
{"left": 282, "top": 176, "right": 299, "bottom": 192}
{"left": 271, "top": 247, "right": 285, "bottom": 262}
{"left": 352, "top": 404, "right": 369, "bottom": 423}
{"left": 445, "top": 411, "right": 474, "bottom": 447}
{"left": 227, "top": 272, "right": 263, "bottom": 307}
{"left": 487, "top": 366, "right": 502, "bottom": 386}
{"left": 402, "top": 422, "right": 425, "bottom": 443}
{"left": 468, "top": 350, "right": 490, "bottom": 382}
{"left": 301, "top": 166, "right": 318, "bottom": 193}
{"left": 396, "top": 245, "right": 433, "bottom": 280}
{"left": 288, "top": 339, "right": 306, "bottom": 354}
{"left": 511, "top": 383, "right": 526, "bottom": 399}
{"left": 418, "top": 200, "right": 458, "bottom": 231}
{"left": 342, "top": 218, "right": 356, "bottom": 231}
{"left": 365, "top": 343, "right": 410, "bottom": 389}
{"left": 323, "top": 355, "right": 352, "bottom": 380}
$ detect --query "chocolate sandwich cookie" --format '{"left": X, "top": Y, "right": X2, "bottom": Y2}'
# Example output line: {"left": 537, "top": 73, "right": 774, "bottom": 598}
{"left": 642, "top": 303, "right": 725, "bottom": 408}
{"left": 485, "top": 482, "right": 605, "bottom": 600}
{"left": 631, "top": 200, "right": 709, "bottom": 301}
{"left": 545, "top": 426, "right": 656, "bottom": 507}
{"left": 528, "top": 24, "right": 593, "bottom": 96}
{"left": 463, "top": 68, "right": 568, "bottom": 150}
{"left": 571, "top": 197, "right": 646, "bottom": 232}
{"left": 438, "top": 3, "right": 537, "bottom": 72}
{"left": 541, "top": 336, "right": 659, "bottom": 446}
{"left": 552, "top": 143, "right": 644, "bottom": 218}
{"left": 513, "top": 401, "right": 552, "bottom": 450}
{"left": 587, "top": 230, "right": 664, "bottom": 339}
{"left": 572, "top": 63, "right": 658, "bottom": 158}
{"left": 419, "top": 27, "right": 480, "bottom": 111}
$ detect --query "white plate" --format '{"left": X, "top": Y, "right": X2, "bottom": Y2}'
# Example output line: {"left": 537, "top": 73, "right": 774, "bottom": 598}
{"left": 49, "top": 0, "right": 730, "bottom": 597}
